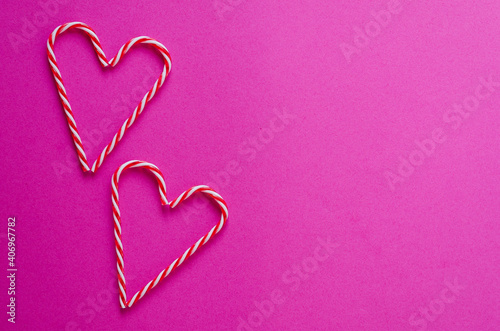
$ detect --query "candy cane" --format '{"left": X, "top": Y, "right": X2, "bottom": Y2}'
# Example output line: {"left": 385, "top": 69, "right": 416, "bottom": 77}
{"left": 112, "top": 160, "right": 229, "bottom": 308}
{"left": 47, "top": 22, "right": 172, "bottom": 173}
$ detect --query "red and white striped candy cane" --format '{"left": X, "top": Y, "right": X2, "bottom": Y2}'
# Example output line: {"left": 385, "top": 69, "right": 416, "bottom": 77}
{"left": 112, "top": 160, "right": 229, "bottom": 308}
{"left": 47, "top": 22, "right": 172, "bottom": 173}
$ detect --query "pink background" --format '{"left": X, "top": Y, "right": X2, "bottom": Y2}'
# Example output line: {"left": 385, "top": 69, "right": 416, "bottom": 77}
{"left": 1, "top": 0, "right": 499, "bottom": 330}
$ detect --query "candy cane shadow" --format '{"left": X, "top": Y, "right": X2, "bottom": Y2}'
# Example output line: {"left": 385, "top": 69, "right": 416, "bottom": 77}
{"left": 236, "top": 236, "right": 339, "bottom": 330}
{"left": 384, "top": 74, "right": 500, "bottom": 190}
{"left": 181, "top": 107, "right": 297, "bottom": 225}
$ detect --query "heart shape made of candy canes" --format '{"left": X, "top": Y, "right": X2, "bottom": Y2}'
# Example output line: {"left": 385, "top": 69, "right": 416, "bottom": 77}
{"left": 112, "top": 160, "right": 229, "bottom": 308}
{"left": 47, "top": 22, "right": 172, "bottom": 173}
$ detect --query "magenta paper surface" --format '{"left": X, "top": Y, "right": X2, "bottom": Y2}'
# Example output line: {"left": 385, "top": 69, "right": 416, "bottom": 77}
{"left": 1, "top": 0, "right": 499, "bottom": 330}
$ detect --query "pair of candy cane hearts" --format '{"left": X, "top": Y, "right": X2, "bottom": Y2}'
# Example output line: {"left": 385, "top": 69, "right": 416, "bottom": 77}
{"left": 48, "top": 22, "right": 228, "bottom": 308}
